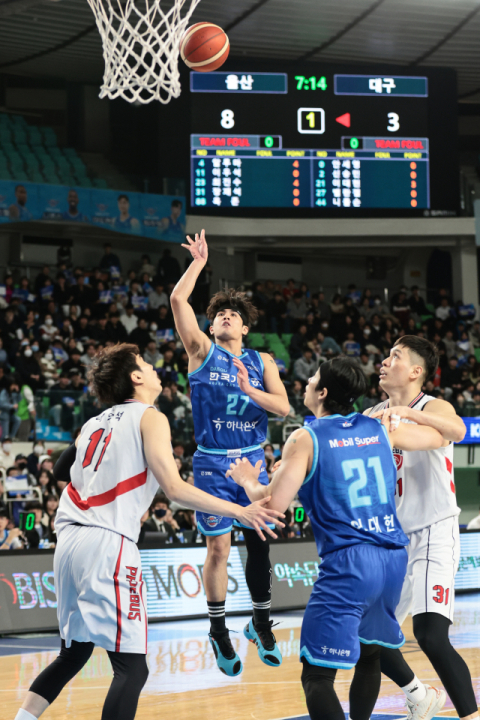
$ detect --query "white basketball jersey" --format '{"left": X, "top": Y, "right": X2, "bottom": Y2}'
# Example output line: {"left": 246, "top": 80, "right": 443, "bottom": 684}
{"left": 369, "top": 393, "right": 460, "bottom": 535}
{"left": 55, "top": 400, "right": 159, "bottom": 543}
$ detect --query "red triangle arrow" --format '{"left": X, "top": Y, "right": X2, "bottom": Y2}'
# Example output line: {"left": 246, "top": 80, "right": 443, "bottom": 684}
{"left": 336, "top": 112, "right": 351, "bottom": 128}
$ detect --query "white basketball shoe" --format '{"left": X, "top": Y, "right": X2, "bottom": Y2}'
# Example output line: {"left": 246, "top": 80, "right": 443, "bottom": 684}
{"left": 405, "top": 684, "right": 447, "bottom": 720}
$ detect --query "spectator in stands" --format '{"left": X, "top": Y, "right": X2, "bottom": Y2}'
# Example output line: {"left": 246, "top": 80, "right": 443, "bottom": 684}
{"left": 0, "top": 506, "right": 23, "bottom": 550}
{"left": 408, "top": 285, "right": 428, "bottom": 319}
{"left": 61, "top": 348, "right": 83, "bottom": 376}
{"left": 289, "top": 324, "right": 308, "bottom": 358}
{"left": 157, "top": 348, "right": 178, "bottom": 384}
{"left": 157, "top": 249, "right": 181, "bottom": 289}
{"left": 293, "top": 348, "right": 318, "bottom": 382}
{"left": 16, "top": 380, "right": 35, "bottom": 441}
{"left": 143, "top": 494, "right": 179, "bottom": 542}
{"left": 0, "top": 437, "right": 14, "bottom": 469}
{"left": 42, "top": 493, "right": 58, "bottom": 528}
{"left": 27, "top": 441, "right": 45, "bottom": 478}
{"left": 436, "top": 296, "right": 453, "bottom": 322}
{"left": 128, "top": 317, "right": 151, "bottom": 352}
{"left": 0, "top": 376, "right": 20, "bottom": 440}
{"left": 391, "top": 290, "right": 410, "bottom": 328}
{"left": 266, "top": 291, "right": 288, "bottom": 334}
{"left": 144, "top": 340, "right": 161, "bottom": 368}
{"left": 317, "top": 325, "right": 341, "bottom": 356}
{"left": 120, "top": 303, "right": 138, "bottom": 334}
{"left": 70, "top": 273, "right": 96, "bottom": 311}
{"left": 105, "top": 312, "right": 128, "bottom": 344}
{"left": 342, "top": 331, "right": 361, "bottom": 358}
{"left": 440, "top": 357, "right": 463, "bottom": 397}
{"left": 287, "top": 292, "right": 309, "bottom": 324}
{"left": 80, "top": 343, "right": 97, "bottom": 372}
{"left": 16, "top": 344, "right": 42, "bottom": 392}
{"left": 69, "top": 368, "right": 85, "bottom": 392}
{"left": 358, "top": 351, "right": 376, "bottom": 377}
{"left": 99, "top": 242, "right": 122, "bottom": 273}
{"left": 40, "top": 348, "right": 57, "bottom": 388}
{"left": 39, "top": 314, "right": 57, "bottom": 344}
{"left": 282, "top": 278, "right": 297, "bottom": 302}
{"left": 148, "top": 282, "right": 169, "bottom": 312}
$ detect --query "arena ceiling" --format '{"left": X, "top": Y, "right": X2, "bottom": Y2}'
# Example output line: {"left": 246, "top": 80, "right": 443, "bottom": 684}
{"left": 0, "top": 0, "right": 480, "bottom": 102}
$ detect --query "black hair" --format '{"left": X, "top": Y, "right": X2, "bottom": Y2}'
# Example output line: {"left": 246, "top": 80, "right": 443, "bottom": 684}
{"left": 117, "top": 194, "right": 129, "bottom": 202}
{"left": 207, "top": 288, "right": 258, "bottom": 329}
{"left": 87, "top": 343, "right": 141, "bottom": 405}
{"left": 171, "top": 200, "right": 182, "bottom": 208}
{"left": 316, "top": 357, "right": 367, "bottom": 416}
{"left": 393, "top": 335, "right": 439, "bottom": 383}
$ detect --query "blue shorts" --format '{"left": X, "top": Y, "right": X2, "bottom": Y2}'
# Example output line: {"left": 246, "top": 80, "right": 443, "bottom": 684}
{"left": 193, "top": 447, "right": 270, "bottom": 536}
{"left": 300, "top": 543, "right": 407, "bottom": 670}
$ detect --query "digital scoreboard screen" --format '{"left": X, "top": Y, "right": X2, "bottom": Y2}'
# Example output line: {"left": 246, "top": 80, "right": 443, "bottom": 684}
{"left": 189, "top": 62, "right": 458, "bottom": 217}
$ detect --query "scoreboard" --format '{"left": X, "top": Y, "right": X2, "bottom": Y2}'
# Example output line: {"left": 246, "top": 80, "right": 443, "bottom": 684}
{"left": 189, "top": 62, "right": 458, "bottom": 218}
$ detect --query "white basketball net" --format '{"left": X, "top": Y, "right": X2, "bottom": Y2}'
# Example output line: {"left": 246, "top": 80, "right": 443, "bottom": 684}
{"left": 86, "top": 0, "right": 202, "bottom": 104}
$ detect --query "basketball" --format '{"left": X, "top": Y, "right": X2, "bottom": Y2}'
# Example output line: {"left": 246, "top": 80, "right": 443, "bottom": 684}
{"left": 180, "top": 22, "right": 229, "bottom": 72}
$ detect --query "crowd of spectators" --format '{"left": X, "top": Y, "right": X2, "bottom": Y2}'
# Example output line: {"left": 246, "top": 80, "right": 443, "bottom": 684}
{"left": 0, "top": 242, "right": 479, "bottom": 548}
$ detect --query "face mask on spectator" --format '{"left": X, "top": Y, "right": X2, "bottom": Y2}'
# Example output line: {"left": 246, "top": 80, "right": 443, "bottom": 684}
{"left": 3, "top": 443, "right": 12, "bottom": 453}
{"left": 45, "top": 318, "right": 53, "bottom": 326}
{"left": 154, "top": 508, "right": 167, "bottom": 519}
{"left": 24, "top": 348, "right": 33, "bottom": 357}
{"left": 32, "top": 345, "right": 39, "bottom": 352}
{"left": 45, "top": 352, "right": 54, "bottom": 361}
{"left": 34, "top": 444, "right": 44, "bottom": 455}
{"left": 374, "top": 299, "right": 381, "bottom": 305}
{"left": 364, "top": 329, "right": 371, "bottom": 336}
{"left": 150, "top": 324, "right": 158, "bottom": 332}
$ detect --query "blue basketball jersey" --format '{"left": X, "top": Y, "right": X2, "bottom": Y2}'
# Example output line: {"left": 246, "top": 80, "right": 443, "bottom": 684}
{"left": 299, "top": 412, "right": 408, "bottom": 557}
{"left": 189, "top": 343, "right": 268, "bottom": 451}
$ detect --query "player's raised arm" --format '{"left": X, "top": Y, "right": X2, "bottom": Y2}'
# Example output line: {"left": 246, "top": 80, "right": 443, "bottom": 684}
{"left": 374, "top": 408, "right": 444, "bottom": 451}
{"left": 233, "top": 353, "right": 290, "bottom": 417}
{"left": 227, "top": 427, "right": 313, "bottom": 513}
{"left": 170, "top": 229, "right": 212, "bottom": 366}
{"left": 141, "top": 408, "right": 284, "bottom": 540}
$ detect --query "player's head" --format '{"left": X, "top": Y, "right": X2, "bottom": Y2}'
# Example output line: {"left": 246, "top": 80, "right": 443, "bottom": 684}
{"left": 206, "top": 289, "right": 258, "bottom": 342}
{"left": 88, "top": 343, "right": 161, "bottom": 405}
{"left": 67, "top": 189, "right": 79, "bottom": 210}
{"left": 15, "top": 185, "right": 27, "bottom": 206}
{"left": 380, "top": 335, "right": 438, "bottom": 392}
{"left": 171, "top": 199, "right": 182, "bottom": 218}
{"left": 117, "top": 194, "right": 130, "bottom": 214}
{"left": 305, "top": 357, "right": 367, "bottom": 417}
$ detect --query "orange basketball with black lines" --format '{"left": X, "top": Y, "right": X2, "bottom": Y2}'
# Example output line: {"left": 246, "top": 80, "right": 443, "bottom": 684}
{"left": 180, "top": 22, "right": 229, "bottom": 72}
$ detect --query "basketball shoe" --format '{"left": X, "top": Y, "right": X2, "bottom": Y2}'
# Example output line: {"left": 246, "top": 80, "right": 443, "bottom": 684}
{"left": 208, "top": 630, "right": 242, "bottom": 676}
{"left": 244, "top": 619, "right": 282, "bottom": 667}
{"left": 405, "top": 684, "right": 446, "bottom": 720}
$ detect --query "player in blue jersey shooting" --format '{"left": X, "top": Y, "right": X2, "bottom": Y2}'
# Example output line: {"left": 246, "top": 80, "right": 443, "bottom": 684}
{"left": 227, "top": 357, "right": 444, "bottom": 720}
{"left": 170, "top": 230, "right": 290, "bottom": 677}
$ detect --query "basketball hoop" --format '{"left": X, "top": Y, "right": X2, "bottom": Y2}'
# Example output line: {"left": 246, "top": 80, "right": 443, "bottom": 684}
{"left": 86, "top": 0, "right": 202, "bottom": 104}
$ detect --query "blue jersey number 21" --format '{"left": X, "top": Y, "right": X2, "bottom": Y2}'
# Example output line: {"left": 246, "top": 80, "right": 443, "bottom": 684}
{"left": 226, "top": 394, "right": 250, "bottom": 416}
{"left": 341, "top": 456, "right": 388, "bottom": 509}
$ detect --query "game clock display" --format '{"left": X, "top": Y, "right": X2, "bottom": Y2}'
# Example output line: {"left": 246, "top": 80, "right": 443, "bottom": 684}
{"left": 189, "top": 63, "right": 458, "bottom": 217}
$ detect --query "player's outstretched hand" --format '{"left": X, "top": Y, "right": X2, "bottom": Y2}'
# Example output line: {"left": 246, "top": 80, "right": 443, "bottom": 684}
{"left": 232, "top": 357, "right": 251, "bottom": 393}
{"left": 226, "top": 457, "right": 262, "bottom": 486}
{"left": 181, "top": 228, "right": 208, "bottom": 263}
{"left": 238, "top": 497, "right": 285, "bottom": 541}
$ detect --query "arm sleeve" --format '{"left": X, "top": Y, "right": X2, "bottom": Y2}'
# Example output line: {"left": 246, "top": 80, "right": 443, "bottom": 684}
{"left": 53, "top": 443, "right": 77, "bottom": 484}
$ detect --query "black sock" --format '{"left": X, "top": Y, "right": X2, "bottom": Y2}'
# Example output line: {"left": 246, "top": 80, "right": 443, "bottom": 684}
{"left": 252, "top": 596, "right": 271, "bottom": 627}
{"left": 207, "top": 601, "right": 226, "bottom": 636}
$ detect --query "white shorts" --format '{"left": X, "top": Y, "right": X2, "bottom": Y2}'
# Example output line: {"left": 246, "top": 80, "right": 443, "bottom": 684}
{"left": 396, "top": 515, "right": 459, "bottom": 625}
{"left": 55, "top": 524, "right": 148, "bottom": 654}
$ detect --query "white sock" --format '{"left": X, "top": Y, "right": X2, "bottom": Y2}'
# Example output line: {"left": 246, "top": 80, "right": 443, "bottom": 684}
{"left": 401, "top": 675, "right": 427, "bottom": 703}
{"left": 15, "top": 710, "right": 38, "bottom": 720}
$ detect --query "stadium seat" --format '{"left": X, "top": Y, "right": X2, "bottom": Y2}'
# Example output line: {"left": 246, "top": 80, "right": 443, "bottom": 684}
{"left": 247, "top": 333, "right": 265, "bottom": 349}
{"left": 475, "top": 348, "right": 480, "bottom": 363}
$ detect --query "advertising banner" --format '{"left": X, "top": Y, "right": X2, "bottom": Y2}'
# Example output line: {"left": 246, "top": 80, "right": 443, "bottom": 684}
{"left": 0, "top": 180, "right": 186, "bottom": 243}
{"left": 0, "top": 534, "right": 478, "bottom": 634}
